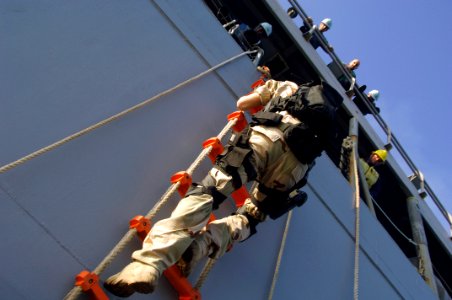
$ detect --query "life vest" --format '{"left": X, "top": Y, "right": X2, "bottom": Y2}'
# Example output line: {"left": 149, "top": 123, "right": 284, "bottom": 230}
{"left": 359, "top": 158, "right": 380, "bottom": 188}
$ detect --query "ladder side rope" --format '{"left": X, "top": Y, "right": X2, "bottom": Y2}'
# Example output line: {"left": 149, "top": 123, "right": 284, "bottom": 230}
{"left": 94, "top": 185, "right": 183, "bottom": 276}
{"left": 64, "top": 282, "right": 84, "bottom": 300}
{"left": 0, "top": 50, "right": 256, "bottom": 175}
{"left": 192, "top": 182, "right": 293, "bottom": 294}
{"left": 351, "top": 144, "right": 361, "bottom": 300}
{"left": 192, "top": 119, "right": 242, "bottom": 291}
{"left": 268, "top": 210, "right": 293, "bottom": 300}
{"left": 149, "top": 118, "right": 237, "bottom": 220}
{"left": 186, "top": 119, "right": 237, "bottom": 176}
{"left": 194, "top": 258, "right": 217, "bottom": 290}
{"left": 193, "top": 180, "right": 258, "bottom": 291}
{"left": 64, "top": 116, "right": 239, "bottom": 300}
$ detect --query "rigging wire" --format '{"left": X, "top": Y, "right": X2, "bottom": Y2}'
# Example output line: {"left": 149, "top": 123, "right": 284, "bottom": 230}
{"left": 431, "top": 263, "right": 452, "bottom": 296}
{"left": 371, "top": 196, "right": 417, "bottom": 246}
{"left": 288, "top": 0, "right": 451, "bottom": 235}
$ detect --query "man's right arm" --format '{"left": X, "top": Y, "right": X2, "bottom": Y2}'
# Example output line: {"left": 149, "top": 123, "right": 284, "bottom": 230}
{"left": 236, "top": 79, "right": 298, "bottom": 111}
{"left": 236, "top": 93, "right": 262, "bottom": 111}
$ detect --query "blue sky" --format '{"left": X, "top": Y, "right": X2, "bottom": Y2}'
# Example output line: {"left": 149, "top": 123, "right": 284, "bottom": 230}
{"left": 278, "top": 0, "right": 452, "bottom": 232}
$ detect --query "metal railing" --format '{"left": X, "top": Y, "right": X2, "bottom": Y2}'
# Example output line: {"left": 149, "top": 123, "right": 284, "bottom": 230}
{"left": 287, "top": 0, "right": 452, "bottom": 236}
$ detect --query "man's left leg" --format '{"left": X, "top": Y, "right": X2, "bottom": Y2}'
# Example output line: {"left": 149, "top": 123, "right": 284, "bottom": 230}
{"left": 178, "top": 196, "right": 268, "bottom": 277}
{"left": 103, "top": 157, "right": 253, "bottom": 297}
{"left": 104, "top": 193, "right": 213, "bottom": 297}
{"left": 178, "top": 130, "right": 307, "bottom": 276}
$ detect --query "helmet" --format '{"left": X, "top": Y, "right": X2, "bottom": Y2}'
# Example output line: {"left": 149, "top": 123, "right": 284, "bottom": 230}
{"left": 372, "top": 149, "right": 388, "bottom": 161}
{"left": 287, "top": 7, "right": 298, "bottom": 19}
{"left": 368, "top": 90, "right": 380, "bottom": 101}
{"left": 258, "top": 22, "right": 272, "bottom": 37}
{"left": 321, "top": 18, "right": 332, "bottom": 29}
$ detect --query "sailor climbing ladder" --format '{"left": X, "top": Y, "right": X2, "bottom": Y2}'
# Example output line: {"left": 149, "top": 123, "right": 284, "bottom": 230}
{"left": 1, "top": 34, "right": 450, "bottom": 298}
{"left": 0, "top": 47, "right": 306, "bottom": 300}
{"left": 63, "top": 110, "right": 249, "bottom": 300}
{"left": 3, "top": 0, "right": 452, "bottom": 299}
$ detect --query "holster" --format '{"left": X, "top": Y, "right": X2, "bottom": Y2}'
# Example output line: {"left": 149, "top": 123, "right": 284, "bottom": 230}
{"left": 254, "top": 186, "right": 308, "bottom": 220}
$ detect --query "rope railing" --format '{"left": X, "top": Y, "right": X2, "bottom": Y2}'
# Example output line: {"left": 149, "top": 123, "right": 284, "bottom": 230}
{"left": 286, "top": 0, "right": 451, "bottom": 233}
{"left": 288, "top": 0, "right": 356, "bottom": 90}
{"left": 371, "top": 195, "right": 418, "bottom": 246}
{"left": 0, "top": 50, "right": 256, "bottom": 175}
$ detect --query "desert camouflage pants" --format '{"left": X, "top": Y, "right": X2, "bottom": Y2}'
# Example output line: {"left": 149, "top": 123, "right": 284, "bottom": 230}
{"left": 132, "top": 129, "right": 307, "bottom": 274}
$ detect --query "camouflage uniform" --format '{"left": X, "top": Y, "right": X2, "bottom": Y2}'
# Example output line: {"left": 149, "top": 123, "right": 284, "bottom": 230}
{"left": 132, "top": 80, "right": 309, "bottom": 275}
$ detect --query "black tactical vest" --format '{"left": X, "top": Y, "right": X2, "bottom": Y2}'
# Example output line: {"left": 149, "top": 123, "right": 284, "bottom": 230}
{"left": 252, "top": 80, "right": 343, "bottom": 164}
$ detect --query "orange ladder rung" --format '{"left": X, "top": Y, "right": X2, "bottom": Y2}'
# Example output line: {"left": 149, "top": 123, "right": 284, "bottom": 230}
{"left": 130, "top": 215, "right": 201, "bottom": 300}
{"left": 128, "top": 109, "right": 255, "bottom": 297}
{"left": 163, "top": 266, "right": 202, "bottom": 300}
{"left": 202, "top": 137, "right": 224, "bottom": 163}
{"left": 227, "top": 111, "right": 247, "bottom": 132}
{"left": 171, "top": 171, "right": 193, "bottom": 197}
{"left": 75, "top": 270, "right": 108, "bottom": 300}
{"left": 203, "top": 128, "right": 250, "bottom": 208}
{"left": 231, "top": 185, "right": 250, "bottom": 208}
{"left": 129, "top": 215, "right": 151, "bottom": 241}
{"left": 250, "top": 78, "right": 266, "bottom": 90}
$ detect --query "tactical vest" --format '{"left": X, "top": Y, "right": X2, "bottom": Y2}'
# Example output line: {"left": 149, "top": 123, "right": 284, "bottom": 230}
{"left": 252, "top": 80, "right": 343, "bottom": 164}
{"left": 213, "top": 81, "right": 343, "bottom": 222}
{"left": 243, "top": 81, "right": 343, "bottom": 221}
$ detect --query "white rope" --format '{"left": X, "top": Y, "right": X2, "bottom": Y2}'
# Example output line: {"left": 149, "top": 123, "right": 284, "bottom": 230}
{"left": 268, "top": 210, "right": 293, "bottom": 300}
{"left": 62, "top": 51, "right": 253, "bottom": 300}
{"left": 194, "top": 258, "right": 217, "bottom": 290}
{"left": 351, "top": 144, "right": 361, "bottom": 300}
{"left": 64, "top": 119, "right": 238, "bottom": 300}
{"left": 186, "top": 118, "right": 237, "bottom": 176}
{"left": 0, "top": 50, "right": 255, "bottom": 175}
{"left": 64, "top": 117, "right": 239, "bottom": 300}
{"left": 218, "top": 117, "right": 237, "bottom": 139}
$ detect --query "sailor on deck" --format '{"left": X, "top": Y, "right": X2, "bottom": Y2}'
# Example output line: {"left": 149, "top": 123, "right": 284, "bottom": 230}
{"left": 360, "top": 149, "right": 387, "bottom": 190}
{"left": 353, "top": 89, "right": 381, "bottom": 115}
{"left": 300, "top": 17, "right": 334, "bottom": 53}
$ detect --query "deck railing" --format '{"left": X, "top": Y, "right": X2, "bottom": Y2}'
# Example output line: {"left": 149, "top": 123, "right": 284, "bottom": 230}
{"left": 287, "top": 0, "right": 451, "bottom": 236}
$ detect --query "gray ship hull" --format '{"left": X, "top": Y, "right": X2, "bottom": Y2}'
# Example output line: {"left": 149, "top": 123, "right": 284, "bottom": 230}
{"left": 0, "top": 1, "right": 446, "bottom": 299}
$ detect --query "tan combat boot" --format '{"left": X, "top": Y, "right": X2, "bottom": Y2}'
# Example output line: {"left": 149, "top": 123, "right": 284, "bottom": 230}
{"left": 104, "top": 261, "right": 160, "bottom": 297}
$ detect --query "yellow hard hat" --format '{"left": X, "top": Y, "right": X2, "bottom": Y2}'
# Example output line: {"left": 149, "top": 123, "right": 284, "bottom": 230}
{"left": 372, "top": 149, "right": 388, "bottom": 161}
